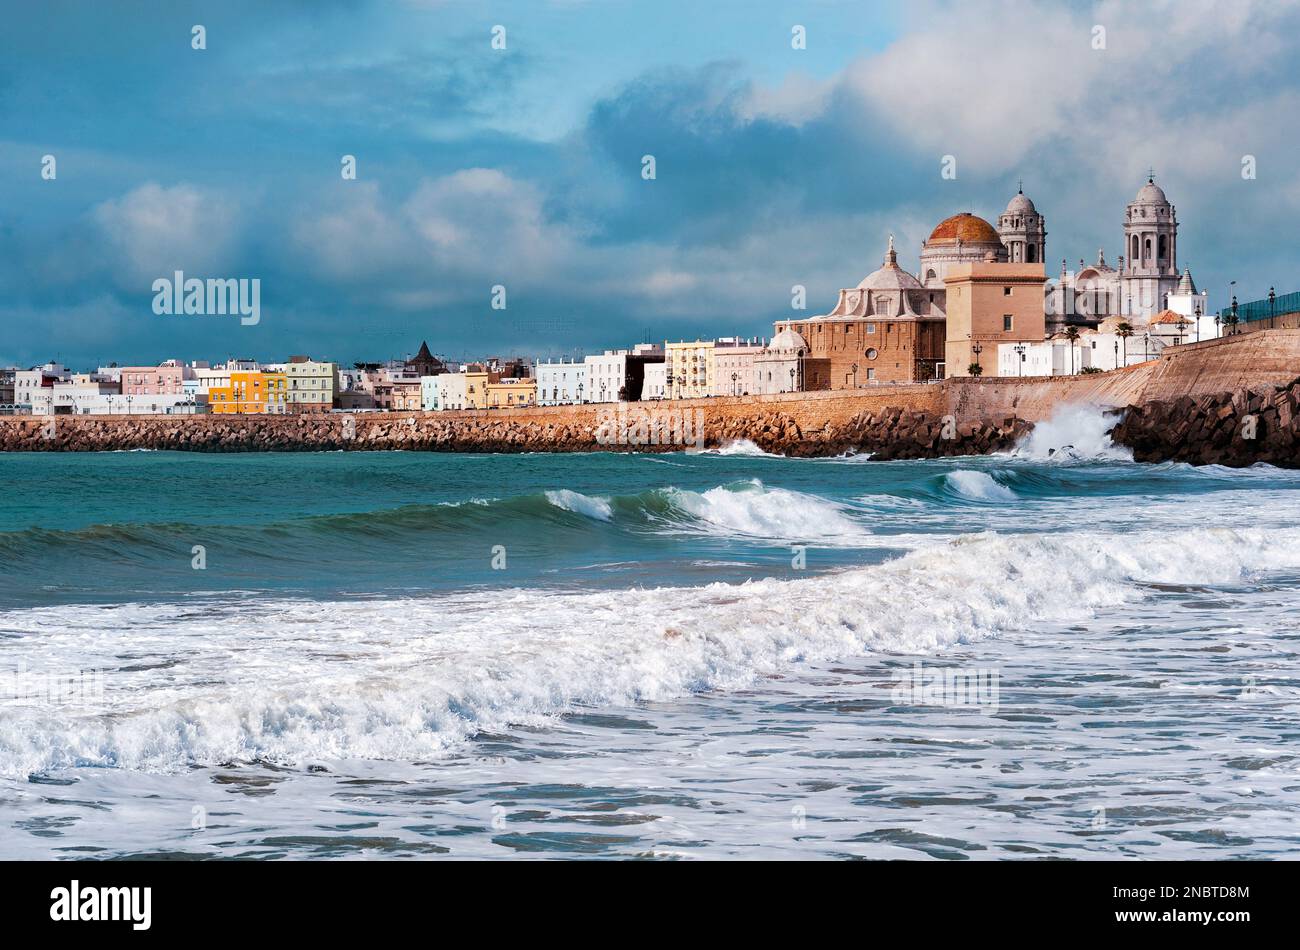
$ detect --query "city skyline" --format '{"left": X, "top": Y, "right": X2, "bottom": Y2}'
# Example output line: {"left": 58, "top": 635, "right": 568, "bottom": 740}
{"left": 4, "top": 0, "right": 1300, "bottom": 368}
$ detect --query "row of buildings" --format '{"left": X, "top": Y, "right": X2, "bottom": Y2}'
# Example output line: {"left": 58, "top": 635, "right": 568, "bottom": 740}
{"left": 4, "top": 178, "right": 1289, "bottom": 416}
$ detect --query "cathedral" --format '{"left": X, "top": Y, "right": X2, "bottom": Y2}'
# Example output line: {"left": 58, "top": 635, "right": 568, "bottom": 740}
{"left": 774, "top": 176, "right": 1202, "bottom": 387}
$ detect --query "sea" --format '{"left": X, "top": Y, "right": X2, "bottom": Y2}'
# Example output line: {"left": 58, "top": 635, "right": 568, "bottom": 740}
{"left": 2, "top": 405, "right": 1299, "bottom": 860}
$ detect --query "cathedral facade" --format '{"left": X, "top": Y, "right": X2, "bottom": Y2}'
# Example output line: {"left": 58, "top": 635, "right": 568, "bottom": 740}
{"left": 772, "top": 177, "right": 1198, "bottom": 387}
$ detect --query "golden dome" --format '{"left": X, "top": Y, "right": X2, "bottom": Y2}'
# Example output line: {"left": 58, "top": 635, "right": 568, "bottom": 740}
{"left": 927, "top": 212, "right": 1001, "bottom": 245}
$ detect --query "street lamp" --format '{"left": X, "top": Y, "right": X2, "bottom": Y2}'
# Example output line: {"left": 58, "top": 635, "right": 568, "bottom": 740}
{"left": 970, "top": 342, "right": 983, "bottom": 376}
{"left": 1113, "top": 340, "right": 1119, "bottom": 370}
{"left": 788, "top": 366, "right": 796, "bottom": 392}
{"left": 1013, "top": 343, "right": 1026, "bottom": 377}
{"left": 1270, "top": 286, "right": 1277, "bottom": 329}
{"left": 730, "top": 371, "right": 739, "bottom": 396}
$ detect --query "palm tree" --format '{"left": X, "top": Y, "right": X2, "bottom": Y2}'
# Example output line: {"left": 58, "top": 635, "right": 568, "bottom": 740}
{"left": 1064, "top": 326, "right": 1080, "bottom": 374}
{"left": 1116, "top": 322, "right": 1132, "bottom": 366}
{"left": 967, "top": 362, "right": 983, "bottom": 377}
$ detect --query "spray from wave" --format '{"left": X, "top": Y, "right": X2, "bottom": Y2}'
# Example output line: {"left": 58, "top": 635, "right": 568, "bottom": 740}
{"left": 1011, "top": 404, "right": 1132, "bottom": 462}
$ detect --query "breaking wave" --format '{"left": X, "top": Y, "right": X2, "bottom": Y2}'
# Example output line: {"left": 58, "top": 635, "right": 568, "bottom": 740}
{"left": 4, "top": 523, "right": 1298, "bottom": 778}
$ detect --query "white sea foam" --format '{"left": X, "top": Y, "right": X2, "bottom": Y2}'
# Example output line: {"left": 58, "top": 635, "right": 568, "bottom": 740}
{"left": 544, "top": 489, "right": 613, "bottom": 521}
{"left": 702, "top": 439, "right": 778, "bottom": 457}
{"left": 944, "top": 470, "right": 1017, "bottom": 502}
{"left": 661, "top": 479, "right": 869, "bottom": 544}
{"left": 3, "top": 524, "right": 1299, "bottom": 779}
{"left": 1012, "top": 403, "right": 1133, "bottom": 462}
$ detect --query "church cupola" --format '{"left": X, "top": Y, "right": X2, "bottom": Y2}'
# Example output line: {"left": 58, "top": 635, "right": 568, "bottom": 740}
{"left": 997, "top": 182, "right": 1047, "bottom": 265}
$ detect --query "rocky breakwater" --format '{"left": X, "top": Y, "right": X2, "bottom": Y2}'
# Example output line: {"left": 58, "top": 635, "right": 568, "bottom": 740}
{"left": 1110, "top": 376, "right": 1300, "bottom": 467}
{"left": 0, "top": 402, "right": 1032, "bottom": 459}
{"left": 725, "top": 407, "right": 1031, "bottom": 458}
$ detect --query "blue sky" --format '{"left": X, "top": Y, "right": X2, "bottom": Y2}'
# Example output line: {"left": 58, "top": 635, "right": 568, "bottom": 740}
{"left": 3, "top": 0, "right": 1299, "bottom": 367}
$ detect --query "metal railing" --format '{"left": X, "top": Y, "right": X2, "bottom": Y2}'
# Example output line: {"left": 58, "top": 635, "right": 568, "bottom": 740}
{"left": 1220, "top": 289, "right": 1300, "bottom": 324}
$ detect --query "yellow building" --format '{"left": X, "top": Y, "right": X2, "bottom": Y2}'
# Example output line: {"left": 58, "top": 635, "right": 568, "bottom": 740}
{"left": 209, "top": 370, "right": 288, "bottom": 413}
{"left": 665, "top": 340, "right": 715, "bottom": 399}
{"left": 463, "top": 370, "right": 492, "bottom": 409}
{"left": 486, "top": 378, "right": 537, "bottom": 408}
{"left": 284, "top": 359, "right": 338, "bottom": 412}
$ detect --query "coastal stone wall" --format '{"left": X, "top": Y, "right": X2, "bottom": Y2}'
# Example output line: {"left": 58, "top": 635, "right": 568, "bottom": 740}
{"left": 0, "top": 395, "right": 1026, "bottom": 458}
{"left": 2, "top": 330, "right": 1297, "bottom": 464}
{"left": 947, "top": 328, "right": 1300, "bottom": 423}
{"left": 1110, "top": 375, "right": 1300, "bottom": 467}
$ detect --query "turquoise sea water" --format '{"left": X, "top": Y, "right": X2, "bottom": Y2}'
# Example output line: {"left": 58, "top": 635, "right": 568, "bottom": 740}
{"left": 3, "top": 420, "right": 1300, "bottom": 859}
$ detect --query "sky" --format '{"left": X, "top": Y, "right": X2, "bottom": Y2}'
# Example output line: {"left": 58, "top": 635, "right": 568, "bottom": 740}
{"left": 3, "top": 0, "right": 1299, "bottom": 368}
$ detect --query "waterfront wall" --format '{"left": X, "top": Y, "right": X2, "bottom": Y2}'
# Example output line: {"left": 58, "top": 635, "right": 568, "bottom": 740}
{"left": 2, "top": 330, "right": 1297, "bottom": 463}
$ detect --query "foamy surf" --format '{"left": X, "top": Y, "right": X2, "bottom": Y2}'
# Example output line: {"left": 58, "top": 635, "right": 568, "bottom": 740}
{"left": 1011, "top": 404, "right": 1133, "bottom": 462}
{"left": 4, "top": 523, "right": 1298, "bottom": 780}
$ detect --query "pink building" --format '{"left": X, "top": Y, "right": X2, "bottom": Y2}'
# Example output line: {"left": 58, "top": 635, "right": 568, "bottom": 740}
{"left": 118, "top": 360, "right": 192, "bottom": 396}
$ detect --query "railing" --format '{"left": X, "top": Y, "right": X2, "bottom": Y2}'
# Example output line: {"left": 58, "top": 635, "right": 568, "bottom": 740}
{"left": 1220, "top": 289, "right": 1300, "bottom": 323}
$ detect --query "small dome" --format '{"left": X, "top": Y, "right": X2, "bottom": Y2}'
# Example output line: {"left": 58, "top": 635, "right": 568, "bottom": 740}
{"left": 769, "top": 328, "right": 808, "bottom": 351}
{"left": 927, "top": 212, "right": 1001, "bottom": 245}
{"left": 1133, "top": 178, "right": 1169, "bottom": 206}
{"left": 1005, "top": 191, "right": 1036, "bottom": 214}
{"left": 857, "top": 264, "right": 923, "bottom": 292}
{"left": 856, "top": 235, "right": 924, "bottom": 291}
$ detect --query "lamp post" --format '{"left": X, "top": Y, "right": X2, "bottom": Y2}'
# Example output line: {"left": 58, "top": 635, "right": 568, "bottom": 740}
{"left": 851, "top": 362, "right": 859, "bottom": 388}
{"left": 1113, "top": 340, "right": 1119, "bottom": 371}
{"left": 1014, "top": 344, "right": 1026, "bottom": 377}
{"left": 970, "top": 342, "right": 983, "bottom": 376}
{"left": 731, "top": 371, "right": 739, "bottom": 397}
{"left": 1144, "top": 332, "right": 1150, "bottom": 361}
{"left": 1270, "top": 286, "right": 1277, "bottom": 329}
{"left": 788, "top": 366, "right": 796, "bottom": 393}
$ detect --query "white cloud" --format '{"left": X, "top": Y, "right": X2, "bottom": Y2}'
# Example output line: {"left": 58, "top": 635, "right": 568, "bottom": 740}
{"left": 93, "top": 183, "right": 240, "bottom": 285}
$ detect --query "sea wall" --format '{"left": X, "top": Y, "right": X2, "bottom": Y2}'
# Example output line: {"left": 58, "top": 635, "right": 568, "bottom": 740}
{"left": 2, "top": 330, "right": 1297, "bottom": 462}
{"left": 946, "top": 329, "right": 1300, "bottom": 423}
{"left": 0, "top": 393, "right": 1028, "bottom": 458}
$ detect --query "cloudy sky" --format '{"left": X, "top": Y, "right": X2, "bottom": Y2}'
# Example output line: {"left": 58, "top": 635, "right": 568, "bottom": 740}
{"left": 3, "top": 0, "right": 1298, "bottom": 368}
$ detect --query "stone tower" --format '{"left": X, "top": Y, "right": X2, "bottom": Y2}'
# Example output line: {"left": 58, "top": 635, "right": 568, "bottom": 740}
{"left": 997, "top": 186, "right": 1047, "bottom": 264}
{"left": 1122, "top": 176, "right": 1180, "bottom": 320}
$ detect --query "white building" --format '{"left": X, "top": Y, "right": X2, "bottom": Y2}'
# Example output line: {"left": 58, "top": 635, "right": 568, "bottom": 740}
{"left": 68, "top": 393, "right": 208, "bottom": 415}
{"left": 425, "top": 373, "right": 468, "bottom": 411}
{"left": 584, "top": 344, "right": 662, "bottom": 403}
{"left": 643, "top": 362, "right": 667, "bottom": 400}
{"left": 14, "top": 363, "right": 70, "bottom": 413}
{"left": 534, "top": 359, "right": 588, "bottom": 405}
{"left": 712, "top": 337, "right": 766, "bottom": 397}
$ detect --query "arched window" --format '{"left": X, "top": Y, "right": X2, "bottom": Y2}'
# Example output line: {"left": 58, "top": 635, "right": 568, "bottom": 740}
{"left": 1158, "top": 234, "right": 1167, "bottom": 261}
{"left": 1131, "top": 235, "right": 1139, "bottom": 261}
{"left": 1026, "top": 245, "right": 1037, "bottom": 263}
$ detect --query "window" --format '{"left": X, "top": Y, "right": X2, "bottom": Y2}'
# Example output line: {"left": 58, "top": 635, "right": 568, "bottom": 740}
{"left": 866, "top": 323, "right": 876, "bottom": 334}
{"left": 866, "top": 369, "right": 875, "bottom": 380}
{"left": 1004, "top": 286, "right": 1012, "bottom": 296}
{"left": 866, "top": 348, "right": 878, "bottom": 360}
{"left": 1003, "top": 315, "right": 1014, "bottom": 332}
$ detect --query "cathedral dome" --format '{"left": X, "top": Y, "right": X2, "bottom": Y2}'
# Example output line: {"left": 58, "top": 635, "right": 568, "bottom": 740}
{"left": 856, "top": 235, "right": 924, "bottom": 291}
{"left": 1133, "top": 178, "right": 1169, "bottom": 206}
{"left": 927, "top": 212, "right": 1001, "bottom": 245}
{"left": 1005, "top": 191, "right": 1036, "bottom": 214}
{"left": 769, "top": 328, "right": 808, "bottom": 351}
